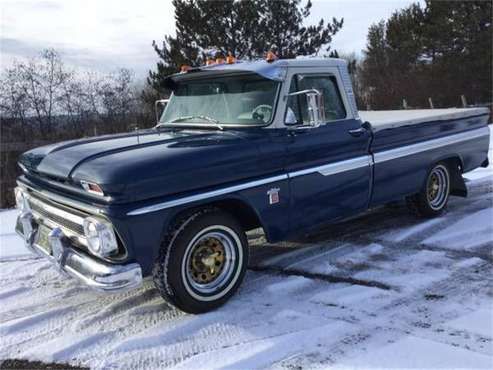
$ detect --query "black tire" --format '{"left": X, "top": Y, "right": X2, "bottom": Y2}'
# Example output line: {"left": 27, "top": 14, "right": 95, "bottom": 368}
{"left": 407, "top": 162, "right": 451, "bottom": 217}
{"left": 152, "top": 208, "right": 248, "bottom": 314}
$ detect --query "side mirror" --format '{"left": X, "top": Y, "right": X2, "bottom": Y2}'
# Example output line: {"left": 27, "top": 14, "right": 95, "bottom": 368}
{"left": 286, "top": 89, "right": 325, "bottom": 127}
{"left": 155, "top": 99, "right": 169, "bottom": 123}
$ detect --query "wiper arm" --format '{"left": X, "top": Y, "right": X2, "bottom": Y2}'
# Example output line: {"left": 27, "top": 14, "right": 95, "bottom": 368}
{"left": 158, "top": 115, "right": 224, "bottom": 130}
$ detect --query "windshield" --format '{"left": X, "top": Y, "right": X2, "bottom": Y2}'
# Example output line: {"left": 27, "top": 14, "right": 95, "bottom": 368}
{"left": 159, "top": 74, "right": 279, "bottom": 127}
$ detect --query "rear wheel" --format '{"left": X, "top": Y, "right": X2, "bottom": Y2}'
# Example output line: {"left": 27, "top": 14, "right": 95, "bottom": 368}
{"left": 153, "top": 208, "right": 248, "bottom": 314}
{"left": 407, "top": 163, "right": 450, "bottom": 217}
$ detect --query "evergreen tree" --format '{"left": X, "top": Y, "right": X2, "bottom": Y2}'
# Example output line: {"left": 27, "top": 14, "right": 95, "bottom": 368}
{"left": 147, "top": 0, "right": 343, "bottom": 98}
{"left": 361, "top": 0, "right": 492, "bottom": 109}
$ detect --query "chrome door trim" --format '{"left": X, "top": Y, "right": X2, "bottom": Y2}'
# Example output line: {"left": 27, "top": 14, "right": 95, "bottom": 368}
{"left": 289, "top": 155, "right": 371, "bottom": 178}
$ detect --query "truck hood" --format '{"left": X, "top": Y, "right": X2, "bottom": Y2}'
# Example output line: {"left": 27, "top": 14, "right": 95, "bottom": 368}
{"left": 20, "top": 128, "right": 279, "bottom": 203}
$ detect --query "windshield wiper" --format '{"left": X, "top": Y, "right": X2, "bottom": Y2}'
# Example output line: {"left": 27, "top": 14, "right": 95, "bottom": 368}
{"left": 158, "top": 115, "right": 224, "bottom": 130}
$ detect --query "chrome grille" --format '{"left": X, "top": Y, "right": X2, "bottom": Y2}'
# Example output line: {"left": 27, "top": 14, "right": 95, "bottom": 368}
{"left": 29, "top": 200, "right": 84, "bottom": 235}
{"left": 26, "top": 194, "right": 87, "bottom": 238}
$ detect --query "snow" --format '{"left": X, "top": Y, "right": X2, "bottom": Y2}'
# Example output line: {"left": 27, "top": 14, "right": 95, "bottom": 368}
{"left": 424, "top": 207, "right": 493, "bottom": 251}
{"left": 0, "top": 209, "right": 33, "bottom": 261}
{"left": 0, "top": 127, "right": 492, "bottom": 369}
{"left": 447, "top": 309, "right": 493, "bottom": 338}
{"left": 338, "top": 335, "right": 493, "bottom": 369}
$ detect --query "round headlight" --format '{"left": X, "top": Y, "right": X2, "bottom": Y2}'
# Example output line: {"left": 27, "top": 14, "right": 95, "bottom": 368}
{"left": 83, "top": 217, "right": 118, "bottom": 257}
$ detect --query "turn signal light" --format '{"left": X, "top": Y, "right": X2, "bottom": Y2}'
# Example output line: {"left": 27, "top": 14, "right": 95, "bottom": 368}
{"left": 180, "top": 65, "right": 191, "bottom": 73}
{"left": 81, "top": 180, "right": 104, "bottom": 196}
{"left": 266, "top": 51, "right": 278, "bottom": 63}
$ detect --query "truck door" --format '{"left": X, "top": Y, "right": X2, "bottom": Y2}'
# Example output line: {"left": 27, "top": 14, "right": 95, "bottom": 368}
{"left": 283, "top": 71, "right": 372, "bottom": 231}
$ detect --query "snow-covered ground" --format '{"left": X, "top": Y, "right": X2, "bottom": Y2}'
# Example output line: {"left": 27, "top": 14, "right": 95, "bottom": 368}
{"left": 1, "top": 129, "right": 492, "bottom": 369}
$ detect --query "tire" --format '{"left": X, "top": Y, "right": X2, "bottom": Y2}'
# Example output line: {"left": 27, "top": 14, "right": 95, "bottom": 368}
{"left": 407, "top": 162, "right": 451, "bottom": 217}
{"left": 152, "top": 208, "right": 248, "bottom": 314}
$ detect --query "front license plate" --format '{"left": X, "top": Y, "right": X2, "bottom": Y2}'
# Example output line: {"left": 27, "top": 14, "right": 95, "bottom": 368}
{"left": 34, "top": 225, "right": 52, "bottom": 254}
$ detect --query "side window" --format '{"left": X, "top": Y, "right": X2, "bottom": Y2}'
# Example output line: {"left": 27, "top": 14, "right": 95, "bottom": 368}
{"left": 285, "top": 74, "right": 346, "bottom": 125}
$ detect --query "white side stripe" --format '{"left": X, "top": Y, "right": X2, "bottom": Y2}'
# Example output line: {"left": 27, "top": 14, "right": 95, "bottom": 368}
{"left": 127, "top": 174, "right": 288, "bottom": 216}
{"left": 374, "top": 126, "right": 489, "bottom": 163}
{"left": 127, "top": 126, "right": 489, "bottom": 216}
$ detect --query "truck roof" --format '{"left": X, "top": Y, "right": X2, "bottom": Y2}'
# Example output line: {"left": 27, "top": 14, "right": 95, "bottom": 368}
{"left": 166, "top": 57, "right": 348, "bottom": 84}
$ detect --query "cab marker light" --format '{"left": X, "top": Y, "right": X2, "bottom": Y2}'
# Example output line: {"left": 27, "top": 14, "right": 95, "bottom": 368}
{"left": 226, "top": 53, "right": 236, "bottom": 64}
{"left": 266, "top": 51, "right": 278, "bottom": 63}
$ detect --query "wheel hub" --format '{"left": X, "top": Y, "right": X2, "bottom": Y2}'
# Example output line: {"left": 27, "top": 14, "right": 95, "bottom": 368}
{"left": 428, "top": 173, "right": 440, "bottom": 201}
{"left": 189, "top": 237, "right": 225, "bottom": 284}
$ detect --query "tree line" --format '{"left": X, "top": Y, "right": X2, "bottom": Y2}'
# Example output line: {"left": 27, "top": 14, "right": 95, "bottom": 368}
{"left": 0, "top": 50, "right": 153, "bottom": 207}
{"left": 0, "top": 49, "right": 153, "bottom": 144}
{"left": 359, "top": 0, "right": 492, "bottom": 110}
{"left": 146, "top": 0, "right": 492, "bottom": 111}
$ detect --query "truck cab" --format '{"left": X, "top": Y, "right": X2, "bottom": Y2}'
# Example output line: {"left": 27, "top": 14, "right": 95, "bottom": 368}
{"left": 14, "top": 57, "right": 490, "bottom": 313}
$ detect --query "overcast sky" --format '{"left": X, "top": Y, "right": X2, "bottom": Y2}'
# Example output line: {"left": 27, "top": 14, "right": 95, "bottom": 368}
{"left": 1, "top": 0, "right": 420, "bottom": 79}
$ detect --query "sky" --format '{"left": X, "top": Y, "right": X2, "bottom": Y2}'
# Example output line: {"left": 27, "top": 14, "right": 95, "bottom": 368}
{"left": 0, "top": 0, "right": 420, "bottom": 79}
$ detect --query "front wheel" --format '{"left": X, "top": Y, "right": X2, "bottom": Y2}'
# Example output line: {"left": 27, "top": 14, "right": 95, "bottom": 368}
{"left": 153, "top": 208, "right": 248, "bottom": 314}
{"left": 407, "top": 163, "right": 451, "bottom": 217}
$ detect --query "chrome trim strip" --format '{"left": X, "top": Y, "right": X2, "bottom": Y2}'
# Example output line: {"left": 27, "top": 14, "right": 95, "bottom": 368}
{"left": 289, "top": 155, "right": 371, "bottom": 178}
{"left": 29, "top": 195, "right": 85, "bottom": 225}
{"left": 17, "top": 180, "right": 103, "bottom": 215}
{"left": 18, "top": 188, "right": 89, "bottom": 247}
{"left": 127, "top": 174, "right": 289, "bottom": 216}
{"left": 374, "top": 126, "right": 489, "bottom": 163}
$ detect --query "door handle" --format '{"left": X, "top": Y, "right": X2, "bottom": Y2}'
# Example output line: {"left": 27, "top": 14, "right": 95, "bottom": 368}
{"left": 348, "top": 127, "right": 367, "bottom": 137}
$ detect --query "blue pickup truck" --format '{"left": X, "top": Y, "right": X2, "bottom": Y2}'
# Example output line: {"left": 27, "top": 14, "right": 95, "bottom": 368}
{"left": 14, "top": 58, "right": 490, "bottom": 313}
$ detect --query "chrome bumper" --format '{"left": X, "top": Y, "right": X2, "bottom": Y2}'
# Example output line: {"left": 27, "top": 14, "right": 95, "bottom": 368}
{"left": 16, "top": 211, "right": 142, "bottom": 292}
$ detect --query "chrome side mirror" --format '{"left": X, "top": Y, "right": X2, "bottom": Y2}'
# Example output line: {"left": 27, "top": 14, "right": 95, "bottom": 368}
{"left": 155, "top": 99, "right": 169, "bottom": 123}
{"left": 286, "top": 89, "right": 325, "bottom": 127}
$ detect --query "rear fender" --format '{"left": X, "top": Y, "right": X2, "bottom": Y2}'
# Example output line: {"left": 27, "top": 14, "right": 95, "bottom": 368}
{"left": 442, "top": 156, "right": 467, "bottom": 198}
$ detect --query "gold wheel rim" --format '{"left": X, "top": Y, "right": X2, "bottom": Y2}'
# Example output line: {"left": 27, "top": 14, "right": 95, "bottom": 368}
{"left": 427, "top": 173, "right": 440, "bottom": 201}
{"left": 426, "top": 165, "right": 449, "bottom": 210}
{"left": 189, "top": 237, "right": 226, "bottom": 284}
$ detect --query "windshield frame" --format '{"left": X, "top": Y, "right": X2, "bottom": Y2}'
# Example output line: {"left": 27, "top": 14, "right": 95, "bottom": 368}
{"left": 156, "top": 72, "right": 281, "bottom": 129}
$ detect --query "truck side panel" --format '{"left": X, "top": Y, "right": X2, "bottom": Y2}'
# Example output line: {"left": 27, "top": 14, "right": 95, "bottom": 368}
{"left": 369, "top": 114, "right": 489, "bottom": 207}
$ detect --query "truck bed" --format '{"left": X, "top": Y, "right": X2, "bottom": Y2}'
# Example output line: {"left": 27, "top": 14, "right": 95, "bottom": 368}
{"left": 360, "top": 108, "right": 489, "bottom": 132}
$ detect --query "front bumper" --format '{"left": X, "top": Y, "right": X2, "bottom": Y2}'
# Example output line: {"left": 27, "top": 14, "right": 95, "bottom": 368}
{"left": 16, "top": 211, "right": 142, "bottom": 292}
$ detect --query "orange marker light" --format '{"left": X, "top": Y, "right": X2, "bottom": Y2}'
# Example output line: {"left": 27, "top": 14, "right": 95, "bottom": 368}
{"left": 266, "top": 51, "right": 278, "bottom": 63}
{"left": 206, "top": 59, "right": 215, "bottom": 66}
{"left": 180, "top": 65, "right": 190, "bottom": 73}
{"left": 216, "top": 58, "right": 225, "bottom": 64}
{"left": 226, "top": 54, "right": 236, "bottom": 64}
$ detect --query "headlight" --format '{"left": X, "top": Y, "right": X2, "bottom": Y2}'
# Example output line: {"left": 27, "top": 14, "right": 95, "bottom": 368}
{"left": 82, "top": 217, "right": 118, "bottom": 257}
